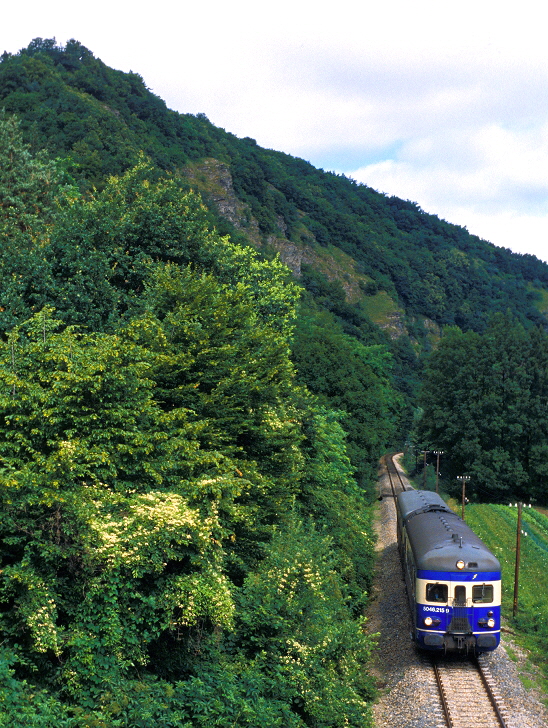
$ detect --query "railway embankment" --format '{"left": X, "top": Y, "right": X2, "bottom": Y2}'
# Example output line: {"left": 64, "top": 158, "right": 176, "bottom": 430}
{"left": 367, "top": 455, "right": 548, "bottom": 728}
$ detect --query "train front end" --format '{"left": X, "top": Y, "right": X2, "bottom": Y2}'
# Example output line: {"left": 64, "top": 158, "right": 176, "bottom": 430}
{"left": 415, "top": 563, "right": 501, "bottom": 652}
{"left": 397, "top": 490, "right": 501, "bottom": 653}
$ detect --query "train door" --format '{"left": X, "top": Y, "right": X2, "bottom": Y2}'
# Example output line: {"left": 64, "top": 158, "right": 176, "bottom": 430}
{"left": 448, "top": 583, "right": 472, "bottom": 635}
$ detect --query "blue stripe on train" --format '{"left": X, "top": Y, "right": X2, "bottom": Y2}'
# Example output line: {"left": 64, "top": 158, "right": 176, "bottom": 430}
{"left": 417, "top": 570, "right": 501, "bottom": 582}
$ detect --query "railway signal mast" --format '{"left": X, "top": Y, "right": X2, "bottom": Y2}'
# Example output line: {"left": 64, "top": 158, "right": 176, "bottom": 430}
{"left": 513, "top": 501, "right": 523, "bottom": 618}
{"left": 421, "top": 449, "right": 430, "bottom": 488}
{"left": 432, "top": 450, "right": 444, "bottom": 494}
{"left": 457, "top": 475, "right": 470, "bottom": 520}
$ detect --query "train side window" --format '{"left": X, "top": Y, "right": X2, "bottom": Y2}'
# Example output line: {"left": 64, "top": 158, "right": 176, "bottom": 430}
{"left": 426, "top": 583, "right": 447, "bottom": 603}
{"left": 472, "top": 584, "right": 494, "bottom": 603}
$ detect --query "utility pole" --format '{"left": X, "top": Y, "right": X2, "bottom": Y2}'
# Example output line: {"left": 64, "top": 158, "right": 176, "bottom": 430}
{"left": 513, "top": 502, "right": 523, "bottom": 618}
{"left": 433, "top": 450, "right": 444, "bottom": 494}
{"left": 457, "top": 475, "right": 470, "bottom": 520}
{"left": 421, "top": 450, "right": 430, "bottom": 488}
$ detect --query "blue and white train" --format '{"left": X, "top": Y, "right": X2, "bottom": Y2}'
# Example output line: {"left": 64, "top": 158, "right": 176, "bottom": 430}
{"left": 396, "top": 490, "right": 501, "bottom": 652}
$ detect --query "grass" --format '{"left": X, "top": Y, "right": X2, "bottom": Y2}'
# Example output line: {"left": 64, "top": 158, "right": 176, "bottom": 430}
{"left": 465, "top": 502, "right": 548, "bottom": 697}
{"left": 361, "top": 290, "right": 404, "bottom": 330}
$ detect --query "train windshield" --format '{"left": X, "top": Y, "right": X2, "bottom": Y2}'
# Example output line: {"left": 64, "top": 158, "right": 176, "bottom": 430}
{"left": 426, "top": 583, "right": 448, "bottom": 603}
{"left": 472, "top": 584, "right": 494, "bottom": 603}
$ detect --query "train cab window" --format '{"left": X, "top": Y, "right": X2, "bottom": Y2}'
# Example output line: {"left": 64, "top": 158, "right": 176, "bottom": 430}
{"left": 426, "top": 583, "right": 448, "bottom": 603}
{"left": 472, "top": 584, "right": 494, "bottom": 603}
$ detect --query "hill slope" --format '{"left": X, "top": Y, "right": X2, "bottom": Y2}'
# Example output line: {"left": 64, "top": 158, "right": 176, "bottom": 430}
{"left": 2, "top": 37, "right": 548, "bottom": 342}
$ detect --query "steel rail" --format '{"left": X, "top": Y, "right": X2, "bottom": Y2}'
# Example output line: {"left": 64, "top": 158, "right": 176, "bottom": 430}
{"left": 385, "top": 453, "right": 408, "bottom": 496}
{"left": 475, "top": 656, "right": 508, "bottom": 728}
{"left": 431, "top": 656, "right": 508, "bottom": 728}
{"left": 433, "top": 660, "right": 454, "bottom": 728}
{"left": 385, "top": 455, "right": 398, "bottom": 499}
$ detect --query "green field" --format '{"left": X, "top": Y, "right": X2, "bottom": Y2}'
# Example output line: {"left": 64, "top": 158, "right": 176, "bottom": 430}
{"left": 464, "top": 503, "right": 548, "bottom": 692}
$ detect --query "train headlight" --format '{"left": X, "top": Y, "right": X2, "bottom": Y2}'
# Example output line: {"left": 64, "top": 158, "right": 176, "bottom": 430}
{"left": 487, "top": 618, "right": 496, "bottom": 628}
{"left": 424, "top": 616, "right": 433, "bottom": 627}
{"left": 456, "top": 560, "right": 465, "bottom": 570}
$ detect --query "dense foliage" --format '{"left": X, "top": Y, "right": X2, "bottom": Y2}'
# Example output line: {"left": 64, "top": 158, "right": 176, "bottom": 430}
{"left": 292, "top": 308, "right": 403, "bottom": 487}
{"left": 417, "top": 314, "right": 548, "bottom": 503}
{"left": 0, "top": 114, "right": 384, "bottom": 725}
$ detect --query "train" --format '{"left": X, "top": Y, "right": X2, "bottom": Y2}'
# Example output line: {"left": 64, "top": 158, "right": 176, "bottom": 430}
{"left": 396, "top": 489, "right": 501, "bottom": 653}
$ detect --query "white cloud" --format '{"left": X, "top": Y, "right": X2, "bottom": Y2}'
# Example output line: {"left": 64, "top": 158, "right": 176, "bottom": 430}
{"left": 348, "top": 120, "right": 548, "bottom": 262}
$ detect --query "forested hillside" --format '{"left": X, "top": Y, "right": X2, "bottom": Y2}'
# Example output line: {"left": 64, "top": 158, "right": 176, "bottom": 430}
{"left": 2, "top": 37, "right": 548, "bottom": 725}
{"left": 2, "top": 37, "right": 548, "bottom": 335}
{"left": 418, "top": 314, "right": 548, "bottom": 504}
{"left": 4, "top": 39, "right": 548, "bottom": 479}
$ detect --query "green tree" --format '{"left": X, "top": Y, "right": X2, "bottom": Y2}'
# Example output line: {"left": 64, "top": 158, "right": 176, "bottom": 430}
{"left": 235, "top": 518, "right": 376, "bottom": 727}
{"left": 46, "top": 159, "right": 300, "bottom": 336}
{"left": 129, "top": 264, "right": 303, "bottom": 580}
{"left": 292, "top": 310, "right": 402, "bottom": 493}
{"left": 47, "top": 160, "right": 222, "bottom": 330}
{"left": 0, "top": 114, "right": 59, "bottom": 329}
{"left": 418, "top": 314, "right": 548, "bottom": 501}
{"left": 0, "top": 309, "right": 238, "bottom": 696}
{"left": 298, "top": 399, "right": 376, "bottom": 609}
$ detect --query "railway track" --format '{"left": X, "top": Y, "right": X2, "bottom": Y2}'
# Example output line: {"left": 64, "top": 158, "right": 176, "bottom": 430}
{"left": 384, "top": 453, "right": 509, "bottom": 728}
{"left": 430, "top": 648, "right": 509, "bottom": 728}
{"left": 384, "top": 452, "right": 409, "bottom": 497}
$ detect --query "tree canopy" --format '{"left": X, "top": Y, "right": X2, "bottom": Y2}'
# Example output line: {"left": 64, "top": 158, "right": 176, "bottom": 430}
{"left": 418, "top": 314, "right": 548, "bottom": 502}
{"left": 0, "top": 114, "right": 385, "bottom": 725}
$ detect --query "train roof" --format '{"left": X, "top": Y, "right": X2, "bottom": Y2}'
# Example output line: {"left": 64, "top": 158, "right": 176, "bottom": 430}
{"left": 397, "top": 490, "right": 452, "bottom": 522}
{"left": 397, "top": 490, "right": 501, "bottom": 573}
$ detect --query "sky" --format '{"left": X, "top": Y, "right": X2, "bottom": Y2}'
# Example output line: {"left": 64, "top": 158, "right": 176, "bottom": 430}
{"left": 4, "top": 0, "right": 548, "bottom": 262}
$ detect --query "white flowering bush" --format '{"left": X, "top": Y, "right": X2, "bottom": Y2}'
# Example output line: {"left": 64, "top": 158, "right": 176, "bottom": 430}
{"left": 0, "top": 310, "right": 242, "bottom": 694}
{"left": 235, "top": 518, "right": 376, "bottom": 727}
